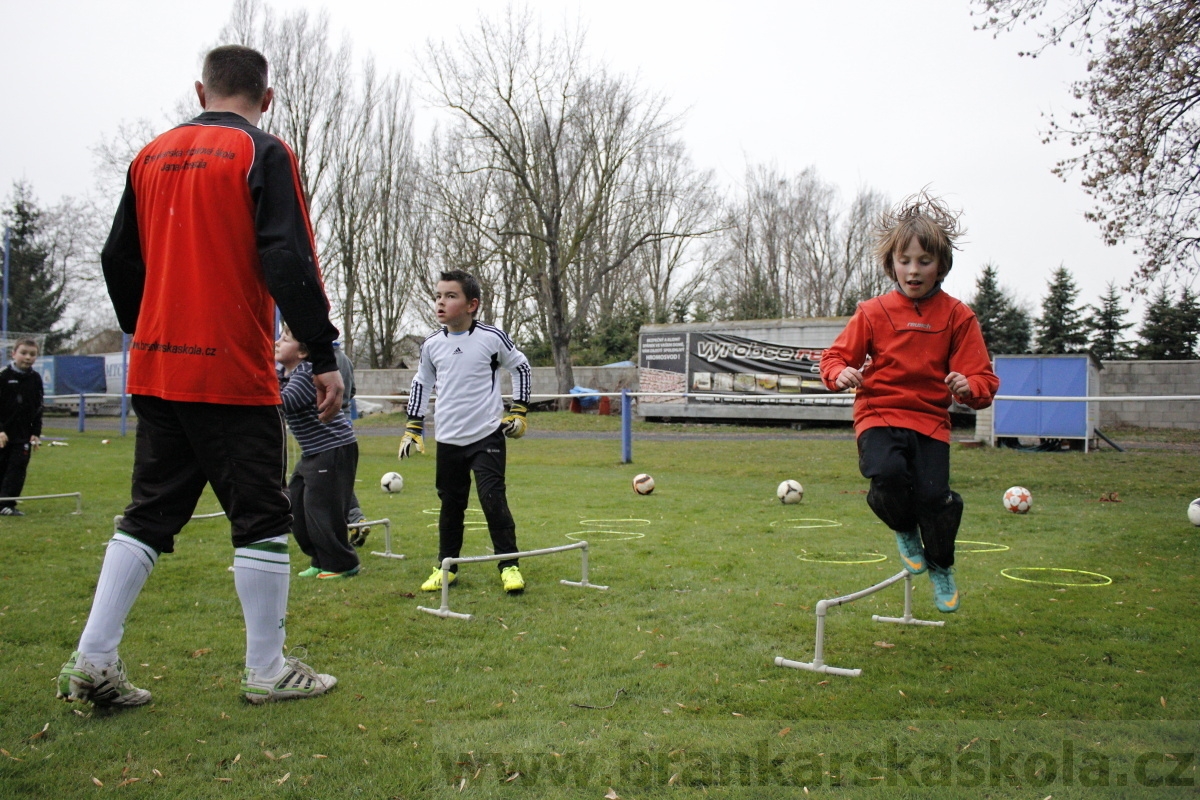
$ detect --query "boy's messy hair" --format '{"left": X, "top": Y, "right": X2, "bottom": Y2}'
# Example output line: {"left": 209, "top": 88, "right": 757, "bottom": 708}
{"left": 12, "top": 337, "right": 38, "bottom": 354}
{"left": 440, "top": 270, "right": 482, "bottom": 310}
{"left": 875, "top": 190, "right": 964, "bottom": 281}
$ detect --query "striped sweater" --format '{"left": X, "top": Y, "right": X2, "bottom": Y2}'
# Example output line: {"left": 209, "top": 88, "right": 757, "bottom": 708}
{"left": 280, "top": 361, "right": 355, "bottom": 456}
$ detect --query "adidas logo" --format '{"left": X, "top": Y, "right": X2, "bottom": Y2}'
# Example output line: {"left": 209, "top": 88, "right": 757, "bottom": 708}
{"left": 452, "top": 347, "right": 464, "bottom": 355}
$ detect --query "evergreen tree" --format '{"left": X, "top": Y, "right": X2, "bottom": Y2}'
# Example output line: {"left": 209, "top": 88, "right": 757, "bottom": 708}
{"left": 968, "top": 263, "right": 1032, "bottom": 355}
{"left": 1086, "top": 281, "right": 1134, "bottom": 360}
{"left": 2, "top": 182, "right": 75, "bottom": 352}
{"left": 1133, "top": 282, "right": 1200, "bottom": 360}
{"left": 1035, "top": 266, "right": 1088, "bottom": 354}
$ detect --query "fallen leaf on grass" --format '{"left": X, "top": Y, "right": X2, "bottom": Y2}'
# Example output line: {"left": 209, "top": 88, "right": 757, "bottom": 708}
{"left": 191, "top": 648, "right": 212, "bottom": 658}
{"left": 632, "top": 651, "right": 645, "bottom": 661}
{"left": 1161, "top": 697, "right": 1167, "bottom": 708}
{"left": 358, "top": 724, "right": 367, "bottom": 732}
{"left": 653, "top": 663, "right": 670, "bottom": 669}
{"left": 778, "top": 727, "right": 791, "bottom": 737}
{"left": 29, "top": 723, "right": 49, "bottom": 740}
{"left": 817, "top": 680, "right": 829, "bottom": 686}
{"left": 732, "top": 712, "right": 744, "bottom": 717}
{"left": 152, "top": 769, "right": 163, "bottom": 778}
{"left": 907, "top": 726, "right": 920, "bottom": 732}
{"left": 216, "top": 777, "right": 232, "bottom": 783}
{"left": 1, "top": 749, "right": 23, "bottom": 761}
{"left": 873, "top": 641, "right": 895, "bottom": 649}
{"left": 668, "top": 772, "right": 680, "bottom": 785}
{"left": 275, "top": 773, "right": 290, "bottom": 785}
{"left": 92, "top": 778, "right": 103, "bottom": 787}
{"left": 899, "top": 690, "right": 907, "bottom": 697}
{"left": 116, "top": 778, "right": 140, "bottom": 787}
{"left": 605, "top": 790, "right": 620, "bottom": 800}
{"left": 504, "top": 772, "right": 520, "bottom": 783}
{"left": 312, "top": 754, "right": 328, "bottom": 759}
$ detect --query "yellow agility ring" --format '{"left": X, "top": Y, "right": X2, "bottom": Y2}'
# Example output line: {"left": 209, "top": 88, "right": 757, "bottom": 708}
{"left": 797, "top": 551, "right": 888, "bottom": 565}
{"left": 769, "top": 518, "right": 844, "bottom": 530}
{"left": 957, "top": 540, "right": 1010, "bottom": 554}
{"left": 1000, "top": 567, "right": 1113, "bottom": 587}
{"left": 565, "top": 530, "right": 645, "bottom": 543}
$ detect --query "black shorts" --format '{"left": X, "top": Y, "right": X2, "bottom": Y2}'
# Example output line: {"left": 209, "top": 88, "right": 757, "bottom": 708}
{"left": 118, "top": 395, "right": 291, "bottom": 553}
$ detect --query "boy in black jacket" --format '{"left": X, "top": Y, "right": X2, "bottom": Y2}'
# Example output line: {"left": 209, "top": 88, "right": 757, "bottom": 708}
{"left": 0, "top": 338, "right": 44, "bottom": 516}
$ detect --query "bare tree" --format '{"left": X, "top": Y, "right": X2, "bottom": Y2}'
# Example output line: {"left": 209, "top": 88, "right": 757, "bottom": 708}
{"left": 354, "top": 77, "right": 426, "bottom": 368}
{"left": 712, "top": 164, "right": 889, "bottom": 320}
{"left": 423, "top": 8, "right": 705, "bottom": 392}
{"left": 974, "top": 0, "right": 1200, "bottom": 284}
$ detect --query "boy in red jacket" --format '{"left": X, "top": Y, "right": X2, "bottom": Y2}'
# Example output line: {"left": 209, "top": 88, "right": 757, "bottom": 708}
{"left": 820, "top": 192, "right": 999, "bottom": 612}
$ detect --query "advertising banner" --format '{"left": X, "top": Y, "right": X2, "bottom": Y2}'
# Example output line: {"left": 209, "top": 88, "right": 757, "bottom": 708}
{"left": 687, "top": 333, "right": 831, "bottom": 396}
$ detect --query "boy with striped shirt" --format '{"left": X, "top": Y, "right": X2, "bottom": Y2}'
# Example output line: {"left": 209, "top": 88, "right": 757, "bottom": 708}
{"left": 400, "top": 270, "right": 533, "bottom": 594}
{"left": 277, "top": 325, "right": 361, "bottom": 580}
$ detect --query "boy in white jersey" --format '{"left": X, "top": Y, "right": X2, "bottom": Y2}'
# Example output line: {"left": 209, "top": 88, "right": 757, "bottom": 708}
{"left": 400, "top": 270, "right": 533, "bottom": 594}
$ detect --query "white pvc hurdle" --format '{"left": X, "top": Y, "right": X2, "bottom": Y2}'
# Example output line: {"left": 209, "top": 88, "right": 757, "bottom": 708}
{"left": 0, "top": 492, "right": 82, "bottom": 515}
{"left": 417, "top": 541, "right": 608, "bottom": 620}
{"left": 360, "top": 518, "right": 403, "bottom": 559}
{"left": 775, "top": 570, "right": 944, "bottom": 677}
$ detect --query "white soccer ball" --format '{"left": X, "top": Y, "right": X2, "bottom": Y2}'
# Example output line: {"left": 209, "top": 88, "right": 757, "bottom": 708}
{"left": 1188, "top": 498, "right": 1200, "bottom": 527}
{"left": 1003, "top": 486, "right": 1032, "bottom": 514}
{"left": 380, "top": 471, "right": 404, "bottom": 493}
{"left": 777, "top": 479, "right": 804, "bottom": 504}
{"left": 632, "top": 473, "right": 655, "bottom": 495}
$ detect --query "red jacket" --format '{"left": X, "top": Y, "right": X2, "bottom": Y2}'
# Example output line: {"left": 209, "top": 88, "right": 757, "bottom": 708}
{"left": 820, "top": 288, "right": 999, "bottom": 443}
{"left": 101, "top": 111, "right": 338, "bottom": 406}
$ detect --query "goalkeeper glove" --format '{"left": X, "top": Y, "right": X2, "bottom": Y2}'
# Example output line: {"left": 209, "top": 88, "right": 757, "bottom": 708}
{"left": 501, "top": 402, "right": 528, "bottom": 439}
{"left": 398, "top": 418, "right": 425, "bottom": 459}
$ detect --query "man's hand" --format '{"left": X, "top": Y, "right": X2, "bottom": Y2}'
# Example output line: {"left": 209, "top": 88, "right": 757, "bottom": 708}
{"left": 501, "top": 402, "right": 528, "bottom": 439}
{"left": 835, "top": 367, "right": 864, "bottom": 391}
{"left": 0, "top": 432, "right": 7, "bottom": 449}
{"left": 945, "top": 372, "right": 972, "bottom": 401}
{"left": 29, "top": 435, "right": 39, "bottom": 450}
{"left": 313, "top": 369, "right": 345, "bottom": 424}
{"left": 398, "top": 418, "right": 425, "bottom": 459}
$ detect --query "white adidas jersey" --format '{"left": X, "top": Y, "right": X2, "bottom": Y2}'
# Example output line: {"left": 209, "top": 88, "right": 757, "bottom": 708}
{"left": 407, "top": 321, "right": 532, "bottom": 446}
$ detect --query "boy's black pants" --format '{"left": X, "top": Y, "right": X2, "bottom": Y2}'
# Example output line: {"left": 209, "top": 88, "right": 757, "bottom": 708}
{"left": 857, "top": 426, "right": 963, "bottom": 570}
{"left": 435, "top": 427, "right": 518, "bottom": 571}
{"left": 0, "top": 440, "right": 32, "bottom": 509}
{"left": 289, "top": 442, "right": 360, "bottom": 573}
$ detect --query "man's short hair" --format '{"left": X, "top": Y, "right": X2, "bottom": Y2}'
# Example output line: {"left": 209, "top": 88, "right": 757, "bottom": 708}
{"left": 202, "top": 45, "right": 269, "bottom": 103}
{"left": 12, "top": 337, "right": 38, "bottom": 354}
{"left": 440, "top": 270, "right": 482, "bottom": 306}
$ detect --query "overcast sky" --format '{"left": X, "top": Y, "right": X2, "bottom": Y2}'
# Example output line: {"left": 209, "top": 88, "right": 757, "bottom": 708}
{"left": 1, "top": 0, "right": 1148, "bottom": 318}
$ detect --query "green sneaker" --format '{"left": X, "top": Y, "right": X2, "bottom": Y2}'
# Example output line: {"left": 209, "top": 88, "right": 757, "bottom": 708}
{"left": 928, "top": 566, "right": 960, "bottom": 613}
{"left": 241, "top": 656, "right": 337, "bottom": 704}
{"left": 894, "top": 530, "right": 926, "bottom": 574}
{"left": 420, "top": 568, "right": 456, "bottom": 592}
{"left": 298, "top": 566, "right": 322, "bottom": 578}
{"left": 501, "top": 565, "right": 525, "bottom": 594}
{"left": 316, "top": 566, "right": 360, "bottom": 580}
{"left": 56, "top": 651, "right": 151, "bottom": 707}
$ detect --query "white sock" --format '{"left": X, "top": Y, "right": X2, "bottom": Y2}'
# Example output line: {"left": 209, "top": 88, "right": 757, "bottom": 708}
{"left": 234, "top": 536, "right": 290, "bottom": 675}
{"left": 78, "top": 534, "right": 158, "bottom": 667}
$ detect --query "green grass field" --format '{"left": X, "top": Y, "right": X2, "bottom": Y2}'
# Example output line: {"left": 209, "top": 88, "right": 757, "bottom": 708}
{"left": 1, "top": 419, "right": 1197, "bottom": 798}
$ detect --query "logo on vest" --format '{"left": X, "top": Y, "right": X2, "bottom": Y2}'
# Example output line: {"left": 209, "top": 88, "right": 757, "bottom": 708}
{"left": 452, "top": 347, "right": 464, "bottom": 355}
{"left": 906, "top": 322, "right": 932, "bottom": 329}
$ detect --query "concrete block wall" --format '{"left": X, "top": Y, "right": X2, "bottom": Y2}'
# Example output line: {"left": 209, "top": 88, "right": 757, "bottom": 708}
{"left": 355, "top": 365, "right": 640, "bottom": 415}
{"left": 362, "top": 360, "right": 1197, "bottom": 430}
{"left": 1099, "top": 360, "right": 1200, "bottom": 430}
